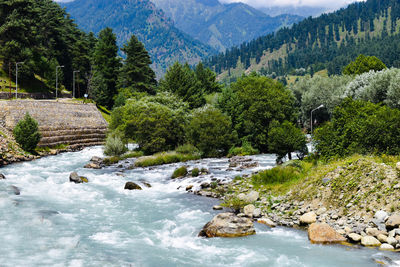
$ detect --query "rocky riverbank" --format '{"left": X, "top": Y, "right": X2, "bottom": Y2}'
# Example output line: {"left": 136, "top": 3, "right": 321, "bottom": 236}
{"left": 194, "top": 156, "right": 400, "bottom": 251}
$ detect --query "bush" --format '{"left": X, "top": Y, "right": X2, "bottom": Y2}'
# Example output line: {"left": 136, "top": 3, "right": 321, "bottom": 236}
{"left": 342, "top": 54, "right": 387, "bottom": 75}
{"left": 221, "top": 196, "right": 249, "bottom": 212}
{"left": 172, "top": 166, "right": 188, "bottom": 179}
{"left": 175, "top": 144, "right": 200, "bottom": 155}
{"left": 228, "top": 140, "right": 259, "bottom": 157}
{"left": 13, "top": 113, "right": 41, "bottom": 152}
{"left": 104, "top": 135, "right": 127, "bottom": 156}
{"left": 191, "top": 168, "right": 200, "bottom": 177}
{"left": 134, "top": 151, "right": 200, "bottom": 167}
{"left": 251, "top": 165, "right": 301, "bottom": 186}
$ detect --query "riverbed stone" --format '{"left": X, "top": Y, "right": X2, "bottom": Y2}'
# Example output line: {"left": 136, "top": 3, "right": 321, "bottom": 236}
{"left": 374, "top": 210, "right": 389, "bottom": 222}
{"left": 366, "top": 227, "right": 385, "bottom": 237}
{"left": 316, "top": 207, "right": 327, "bottom": 216}
{"left": 198, "top": 213, "right": 256, "bottom": 238}
{"left": 308, "top": 223, "right": 346, "bottom": 244}
{"left": 0, "top": 173, "right": 5, "bottom": 179}
{"left": 300, "top": 212, "right": 317, "bottom": 225}
{"left": 186, "top": 185, "right": 193, "bottom": 191}
{"left": 380, "top": 243, "right": 394, "bottom": 250}
{"left": 348, "top": 233, "right": 362, "bottom": 243}
{"left": 387, "top": 236, "right": 397, "bottom": 246}
{"left": 244, "top": 191, "right": 259, "bottom": 203}
{"left": 377, "top": 234, "right": 388, "bottom": 243}
{"left": 386, "top": 214, "right": 400, "bottom": 230}
{"left": 124, "top": 182, "right": 142, "bottom": 190}
{"left": 244, "top": 204, "right": 255, "bottom": 217}
{"left": 69, "top": 172, "right": 88, "bottom": 183}
{"left": 257, "top": 218, "right": 276, "bottom": 228}
{"left": 253, "top": 208, "right": 262, "bottom": 218}
{"left": 361, "top": 236, "right": 381, "bottom": 247}
{"left": 396, "top": 162, "right": 400, "bottom": 171}
{"left": 213, "top": 205, "right": 223, "bottom": 210}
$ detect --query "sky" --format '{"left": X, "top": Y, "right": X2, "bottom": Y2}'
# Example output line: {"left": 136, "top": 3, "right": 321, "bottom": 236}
{"left": 219, "top": 0, "right": 365, "bottom": 9}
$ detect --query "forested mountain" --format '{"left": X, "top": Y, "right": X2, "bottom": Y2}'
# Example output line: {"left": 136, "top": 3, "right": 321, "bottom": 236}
{"left": 62, "top": 0, "right": 214, "bottom": 77}
{"left": 206, "top": 0, "right": 400, "bottom": 81}
{"left": 259, "top": 5, "right": 328, "bottom": 17}
{"left": 151, "top": 0, "right": 303, "bottom": 52}
{"left": 0, "top": 0, "right": 92, "bottom": 94}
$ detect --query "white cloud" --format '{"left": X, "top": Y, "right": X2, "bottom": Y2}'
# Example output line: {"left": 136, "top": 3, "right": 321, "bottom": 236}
{"left": 219, "top": 0, "right": 365, "bottom": 9}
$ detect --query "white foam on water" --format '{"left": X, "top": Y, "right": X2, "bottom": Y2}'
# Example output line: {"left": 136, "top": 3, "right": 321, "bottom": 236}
{"left": 90, "top": 231, "right": 124, "bottom": 245}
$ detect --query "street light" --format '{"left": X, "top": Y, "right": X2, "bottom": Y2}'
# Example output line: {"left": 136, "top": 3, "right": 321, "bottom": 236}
{"left": 310, "top": 104, "right": 324, "bottom": 136}
{"left": 73, "top": 70, "right": 80, "bottom": 98}
{"left": 56, "top": 65, "right": 64, "bottom": 99}
{"left": 15, "top": 62, "right": 24, "bottom": 99}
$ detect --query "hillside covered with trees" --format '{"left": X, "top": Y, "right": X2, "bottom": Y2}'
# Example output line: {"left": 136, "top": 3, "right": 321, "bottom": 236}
{"left": 205, "top": 0, "right": 400, "bottom": 81}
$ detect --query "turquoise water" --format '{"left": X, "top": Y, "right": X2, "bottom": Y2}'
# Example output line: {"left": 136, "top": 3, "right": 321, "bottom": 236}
{"left": 0, "top": 146, "right": 399, "bottom": 266}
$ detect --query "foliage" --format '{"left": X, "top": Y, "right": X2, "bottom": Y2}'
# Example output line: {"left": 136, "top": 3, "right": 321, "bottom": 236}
{"left": 342, "top": 54, "right": 387, "bottom": 75}
{"left": 191, "top": 168, "right": 200, "bottom": 177}
{"left": 13, "top": 113, "right": 41, "bottom": 152}
{"left": 219, "top": 74, "right": 296, "bottom": 152}
{"left": 103, "top": 135, "right": 127, "bottom": 157}
{"left": 221, "top": 196, "right": 249, "bottom": 212}
{"left": 110, "top": 93, "right": 187, "bottom": 154}
{"left": 171, "top": 166, "right": 188, "bottom": 179}
{"left": 91, "top": 27, "right": 121, "bottom": 109}
{"left": 134, "top": 151, "right": 200, "bottom": 167}
{"left": 175, "top": 144, "right": 200, "bottom": 155}
{"left": 186, "top": 105, "right": 234, "bottom": 157}
{"left": 228, "top": 140, "right": 259, "bottom": 157}
{"left": 194, "top": 62, "right": 221, "bottom": 94}
{"left": 268, "top": 121, "right": 307, "bottom": 162}
{"left": 118, "top": 34, "right": 157, "bottom": 95}
{"left": 159, "top": 62, "right": 206, "bottom": 109}
{"left": 314, "top": 98, "right": 400, "bottom": 159}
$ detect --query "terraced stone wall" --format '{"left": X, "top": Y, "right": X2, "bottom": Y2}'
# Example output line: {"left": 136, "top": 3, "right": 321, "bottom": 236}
{"left": 0, "top": 100, "right": 108, "bottom": 148}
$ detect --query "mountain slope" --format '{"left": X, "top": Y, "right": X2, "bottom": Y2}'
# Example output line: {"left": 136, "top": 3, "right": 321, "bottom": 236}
{"left": 151, "top": 0, "right": 303, "bottom": 52}
{"left": 206, "top": 0, "right": 400, "bottom": 81}
{"left": 62, "top": 0, "right": 215, "bottom": 77}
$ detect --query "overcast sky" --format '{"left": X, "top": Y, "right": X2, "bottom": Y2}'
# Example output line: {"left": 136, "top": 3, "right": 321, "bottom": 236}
{"left": 219, "top": 0, "right": 365, "bottom": 9}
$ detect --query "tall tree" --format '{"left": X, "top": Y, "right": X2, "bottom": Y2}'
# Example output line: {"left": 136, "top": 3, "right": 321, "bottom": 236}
{"left": 118, "top": 34, "right": 156, "bottom": 95}
{"left": 92, "top": 27, "right": 121, "bottom": 108}
{"left": 195, "top": 62, "right": 221, "bottom": 94}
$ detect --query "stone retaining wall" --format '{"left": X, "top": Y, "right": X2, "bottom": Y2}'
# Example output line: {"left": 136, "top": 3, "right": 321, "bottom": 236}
{"left": 0, "top": 100, "right": 107, "bottom": 148}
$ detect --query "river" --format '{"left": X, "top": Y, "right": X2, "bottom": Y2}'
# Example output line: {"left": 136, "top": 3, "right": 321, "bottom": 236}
{"left": 0, "top": 146, "right": 399, "bottom": 266}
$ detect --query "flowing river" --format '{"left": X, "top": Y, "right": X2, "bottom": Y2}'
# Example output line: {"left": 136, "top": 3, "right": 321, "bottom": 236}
{"left": 0, "top": 146, "right": 399, "bottom": 266}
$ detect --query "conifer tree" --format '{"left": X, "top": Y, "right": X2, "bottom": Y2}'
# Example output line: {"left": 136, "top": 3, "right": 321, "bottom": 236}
{"left": 92, "top": 27, "right": 121, "bottom": 108}
{"left": 119, "top": 35, "right": 157, "bottom": 94}
{"left": 195, "top": 62, "right": 221, "bottom": 94}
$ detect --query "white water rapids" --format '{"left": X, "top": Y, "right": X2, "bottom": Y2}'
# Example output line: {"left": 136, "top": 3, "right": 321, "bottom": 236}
{"left": 0, "top": 146, "right": 399, "bottom": 266}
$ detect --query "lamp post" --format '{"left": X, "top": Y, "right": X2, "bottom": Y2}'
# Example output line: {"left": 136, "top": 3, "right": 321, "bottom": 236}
{"left": 15, "top": 62, "right": 24, "bottom": 99}
{"left": 310, "top": 104, "right": 324, "bottom": 136}
{"left": 56, "top": 65, "right": 64, "bottom": 99}
{"left": 73, "top": 70, "right": 80, "bottom": 98}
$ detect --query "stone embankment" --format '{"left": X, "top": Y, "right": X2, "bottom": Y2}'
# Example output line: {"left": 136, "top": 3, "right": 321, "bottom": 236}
{"left": 0, "top": 100, "right": 107, "bottom": 149}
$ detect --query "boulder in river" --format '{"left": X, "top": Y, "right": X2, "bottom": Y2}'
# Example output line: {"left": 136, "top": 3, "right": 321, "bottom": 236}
{"left": 198, "top": 213, "right": 256, "bottom": 238}
{"left": 0, "top": 173, "right": 5, "bottom": 179}
{"left": 124, "top": 182, "right": 142, "bottom": 190}
{"left": 8, "top": 185, "right": 20, "bottom": 195}
{"left": 361, "top": 236, "right": 381, "bottom": 247}
{"left": 257, "top": 218, "right": 276, "bottom": 228}
{"left": 69, "top": 172, "right": 88, "bottom": 183}
{"left": 308, "top": 223, "right": 346, "bottom": 244}
{"left": 84, "top": 156, "right": 104, "bottom": 169}
{"left": 348, "top": 233, "right": 362, "bottom": 243}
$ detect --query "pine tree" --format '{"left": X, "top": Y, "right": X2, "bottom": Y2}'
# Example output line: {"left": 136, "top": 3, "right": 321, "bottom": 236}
{"left": 92, "top": 27, "right": 121, "bottom": 108}
{"left": 195, "top": 62, "right": 221, "bottom": 94}
{"left": 119, "top": 34, "right": 156, "bottom": 95}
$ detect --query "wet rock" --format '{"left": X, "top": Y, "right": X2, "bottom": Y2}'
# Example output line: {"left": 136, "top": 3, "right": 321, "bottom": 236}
{"left": 84, "top": 162, "right": 101, "bottom": 169}
{"left": 9, "top": 185, "right": 20, "bottom": 195}
{"left": 386, "top": 214, "right": 400, "bottom": 230}
{"left": 69, "top": 172, "right": 88, "bottom": 183}
{"left": 257, "top": 218, "right": 276, "bottom": 228}
{"left": 379, "top": 243, "right": 394, "bottom": 250}
{"left": 84, "top": 156, "right": 103, "bottom": 169}
{"left": 300, "top": 212, "right": 317, "bottom": 225}
{"left": 185, "top": 185, "right": 193, "bottom": 191}
{"left": 377, "top": 234, "right": 388, "bottom": 243}
{"left": 198, "top": 213, "right": 256, "bottom": 238}
{"left": 200, "top": 182, "right": 210, "bottom": 189}
{"left": 0, "top": 173, "right": 5, "bottom": 179}
{"left": 348, "top": 233, "right": 362, "bottom": 243}
{"left": 308, "top": 223, "right": 346, "bottom": 244}
{"left": 124, "top": 182, "right": 142, "bottom": 190}
{"left": 142, "top": 182, "right": 152, "bottom": 188}
{"left": 240, "top": 162, "right": 259, "bottom": 169}
{"left": 213, "top": 205, "right": 223, "bottom": 210}
{"left": 361, "top": 236, "right": 381, "bottom": 247}
{"left": 243, "top": 204, "right": 255, "bottom": 217}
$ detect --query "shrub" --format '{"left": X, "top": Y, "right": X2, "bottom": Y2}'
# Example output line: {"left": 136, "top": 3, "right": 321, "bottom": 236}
{"left": 134, "top": 151, "right": 200, "bottom": 167}
{"left": 221, "top": 196, "right": 249, "bottom": 213}
{"left": 13, "top": 113, "right": 41, "bottom": 152}
{"left": 172, "top": 166, "right": 188, "bottom": 179}
{"left": 251, "top": 166, "right": 301, "bottom": 186}
{"left": 191, "top": 168, "right": 200, "bottom": 177}
{"left": 104, "top": 135, "right": 127, "bottom": 156}
{"left": 175, "top": 144, "right": 200, "bottom": 155}
{"left": 342, "top": 54, "right": 387, "bottom": 75}
{"left": 228, "top": 140, "right": 259, "bottom": 157}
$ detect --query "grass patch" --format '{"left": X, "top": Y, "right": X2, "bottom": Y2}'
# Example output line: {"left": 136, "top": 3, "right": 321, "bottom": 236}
{"left": 191, "top": 168, "right": 200, "bottom": 177}
{"left": 228, "top": 141, "right": 259, "bottom": 157}
{"left": 97, "top": 105, "right": 111, "bottom": 123}
{"left": 172, "top": 166, "right": 188, "bottom": 179}
{"left": 134, "top": 151, "right": 201, "bottom": 167}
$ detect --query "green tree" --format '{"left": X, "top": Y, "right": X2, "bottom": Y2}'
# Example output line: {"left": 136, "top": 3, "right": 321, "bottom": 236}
{"left": 13, "top": 113, "right": 41, "bottom": 152}
{"left": 159, "top": 62, "right": 205, "bottom": 109}
{"left": 268, "top": 121, "right": 307, "bottom": 162}
{"left": 343, "top": 54, "right": 387, "bottom": 75}
{"left": 118, "top": 34, "right": 157, "bottom": 95}
{"left": 186, "top": 106, "right": 234, "bottom": 157}
{"left": 195, "top": 62, "right": 221, "bottom": 94}
{"left": 92, "top": 27, "right": 121, "bottom": 108}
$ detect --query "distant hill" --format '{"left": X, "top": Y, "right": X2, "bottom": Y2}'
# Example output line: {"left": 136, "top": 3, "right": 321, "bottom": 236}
{"left": 62, "top": 0, "right": 215, "bottom": 77}
{"left": 259, "top": 5, "right": 328, "bottom": 17}
{"left": 205, "top": 0, "right": 400, "bottom": 82}
{"left": 151, "top": 0, "right": 303, "bottom": 52}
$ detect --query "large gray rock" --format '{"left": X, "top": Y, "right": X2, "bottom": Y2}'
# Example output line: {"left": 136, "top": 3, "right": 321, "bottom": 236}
{"left": 386, "top": 214, "right": 400, "bottom": 230}
{"left": 124, "top": 182, "right": 142, "bottom": 190}
{"left": 361, "top": 236, "right": 381, "bottom": 247}
{"left": 308, "top": 223, "right": 346, "bottom": 244}
{"left": 243, "top": 204, "right": 255, "bottom": 217}
{"left": 198, "top": 213, "right": 256, "bottom": 238}
{"left": 380, "top": 243, "right": 394, "bottom": 250}
{"left": 387, "top": 236, "right": 397, "bottom": 246}
{"left": 244, "top": 191, "right": 259, "bottom": 203}
{"left": 300, "top": 212, "right": 317, "bottom": 225}
{"left": 375, "top": 210, "right": 389, "bottom": 222}
{"left": 69, "top": 172, "right": 88, "bottom": 183}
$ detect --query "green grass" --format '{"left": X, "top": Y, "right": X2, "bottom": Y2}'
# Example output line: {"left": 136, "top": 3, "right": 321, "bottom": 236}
{"left": 97, "top": 105, "right": 111, "bottom": 123}
{"left": 134, "top": 151, "right": 201, "bottom": 167}
{"left": 171, "top": 166, "right": 188, "bottom": 179}
{"left": 36, "top": 143, "right": 69, "bottom": 153}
